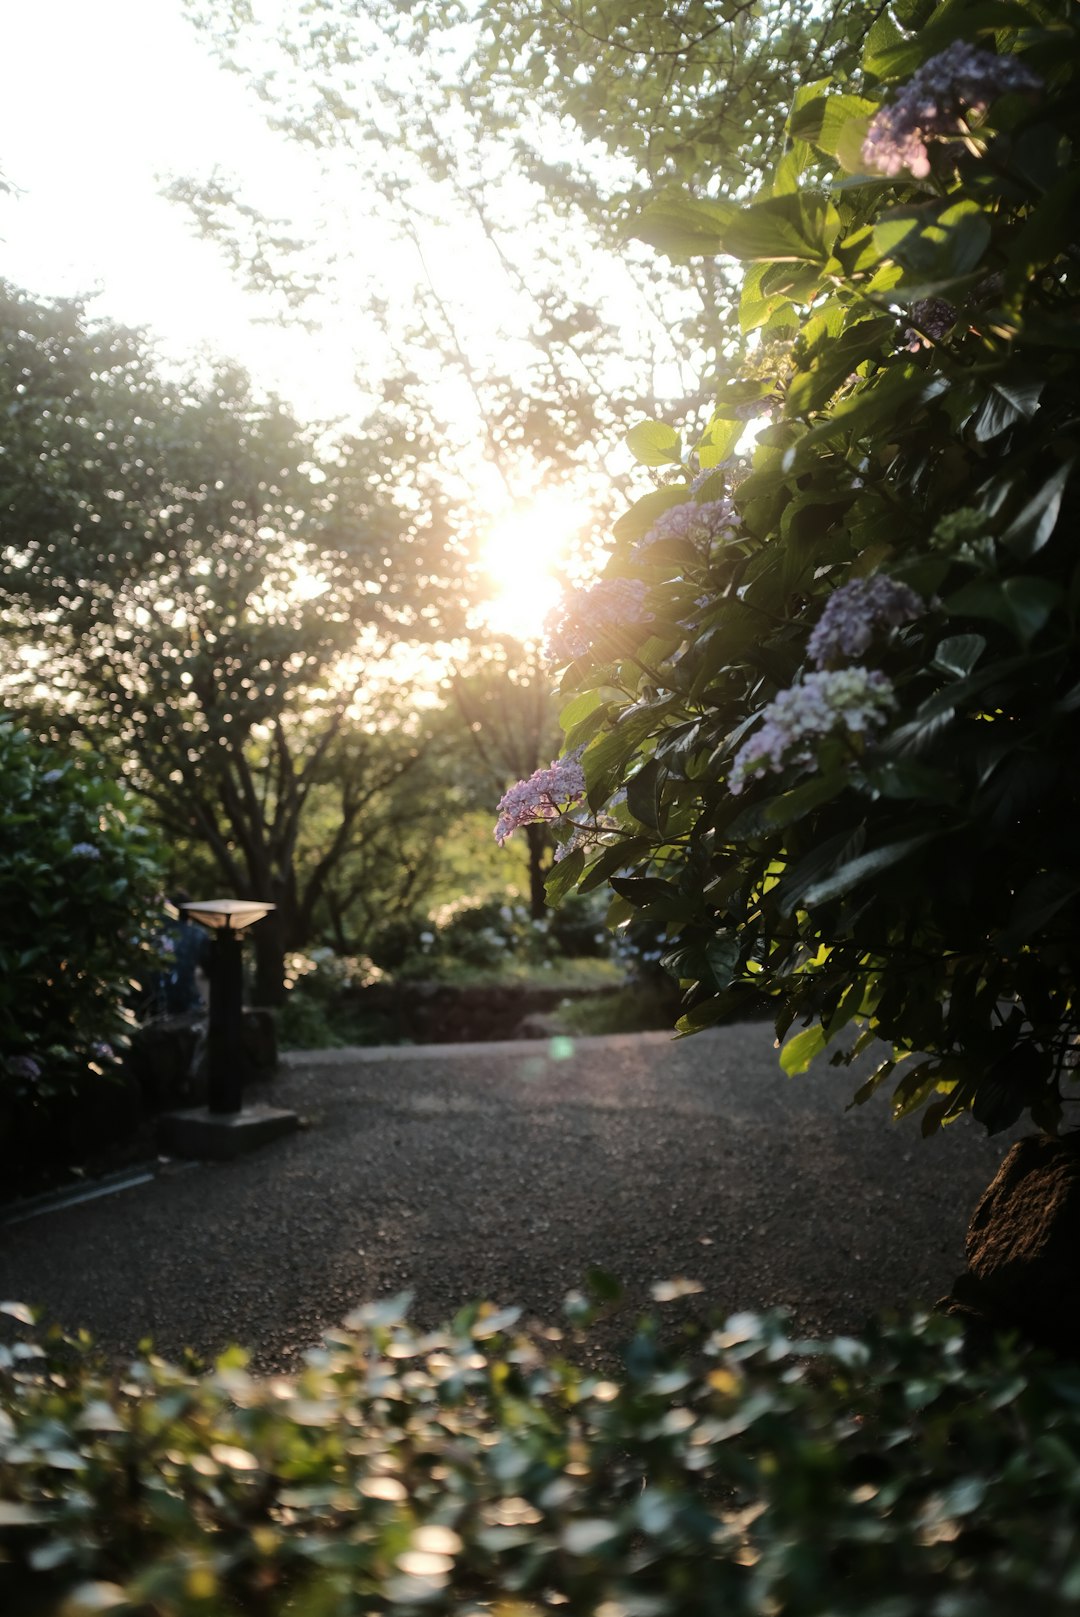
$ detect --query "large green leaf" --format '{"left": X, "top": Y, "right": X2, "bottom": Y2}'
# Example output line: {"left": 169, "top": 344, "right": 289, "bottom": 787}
{"left": 874, "top": 200, "right": 991, "bottom": 283}
{"left": 722, "top": 193, "right": 841, "bottom": 264}
{"left": 799, "top": 833, "right": 939, "bottom": 908}
{"left": 969, "top": 377, "right": 1045, "bottom": 443}
{"left": 1001, "top": 460, "right": 1073, "bottom": 559}
{"left": 544, "top": 848, "right": 585, "bottom": 906}
{"left": 633, "top": 194, "right": 737, "bottom": 261}
{"left": 626, "top": 419, "right": 682, "bottom": 467}
{"left": 780, "top": 1023, "right": 828, "bottom": 1076}
{"left": 945, "top": 576, "right": 1062, "bottom": 645}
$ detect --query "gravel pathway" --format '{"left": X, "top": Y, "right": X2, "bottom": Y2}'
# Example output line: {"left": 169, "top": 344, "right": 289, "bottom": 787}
{"left": 0, "top": 1026, "right": 1016, "bottom": 1371}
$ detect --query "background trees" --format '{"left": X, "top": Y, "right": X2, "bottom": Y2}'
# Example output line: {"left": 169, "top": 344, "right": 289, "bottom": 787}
{"left": 0, "top": 281, "right": 469, "bottom": 1001}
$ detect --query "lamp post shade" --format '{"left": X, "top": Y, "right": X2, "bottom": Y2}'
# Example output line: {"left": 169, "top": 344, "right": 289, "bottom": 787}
{"left": 180, "top": 899, "right": 276, "bottom": 931}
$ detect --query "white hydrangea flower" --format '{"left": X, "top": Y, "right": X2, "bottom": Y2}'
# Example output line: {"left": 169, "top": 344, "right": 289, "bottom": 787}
{"left": 729, "top": 668, "right": 896, "bottom": 794}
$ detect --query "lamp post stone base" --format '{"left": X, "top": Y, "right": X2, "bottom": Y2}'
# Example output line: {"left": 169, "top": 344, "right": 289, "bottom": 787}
{"left": 158, "top": 1104, "right": 300, "bottom": 1162}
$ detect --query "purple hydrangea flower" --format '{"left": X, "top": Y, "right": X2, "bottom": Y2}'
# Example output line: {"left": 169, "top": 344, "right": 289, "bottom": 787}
{"left": 862, "top": 42, "right": 1041, "bottom": 179}
{"left": 71, "top": 842, "right": 101, "bottom": 859}
{"left": 544, "top": 577, "right": 654, "bottom": 664}
{"left": 808, "top": 577, "right": 924, "bottom": 667}
{"left": 729, "top": 668, "right": 896, "bottom": 794}
{"left": 494, "top": 749, "right": 587, "bottom": 846}
{"left": 904, "top": 298, "right": 957, "bottom": 350}
{"left": 41, "top": 768, "right": 63, "bottom": 784}
{"left": 7, "top": 1055, "right": 41, "bottom": 1083}
{"left": 90, "top": 1041, "right": 115, "bottom": 1062}
{"left": 635, "top": 498, "right": 738, "bottom": 555}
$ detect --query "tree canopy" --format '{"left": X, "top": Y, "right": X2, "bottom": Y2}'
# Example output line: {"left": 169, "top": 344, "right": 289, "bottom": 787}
{"left": 0, "top": 282, "right": 469, "bottom": 1000}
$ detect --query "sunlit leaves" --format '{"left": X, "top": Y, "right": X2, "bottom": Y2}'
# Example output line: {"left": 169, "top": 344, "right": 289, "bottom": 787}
{"left": 550, "top": 0, "right": 1080, "bottom": 1136}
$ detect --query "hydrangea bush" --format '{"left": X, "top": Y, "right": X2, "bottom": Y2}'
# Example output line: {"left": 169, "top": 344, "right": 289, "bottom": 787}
{"left": 2, "top": 1295, "right": 1080, "bottom": 1614}
{"left": 501, "top": 0, "right": 1080, "bottom": 1135}
{"left": 0, "top": 721, "right": 164, "bottom": 1122}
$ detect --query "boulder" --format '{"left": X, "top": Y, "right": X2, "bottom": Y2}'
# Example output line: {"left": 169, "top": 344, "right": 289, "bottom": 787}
{"left": 949, "top": 1134, "right": 1080, "bottom": 1354}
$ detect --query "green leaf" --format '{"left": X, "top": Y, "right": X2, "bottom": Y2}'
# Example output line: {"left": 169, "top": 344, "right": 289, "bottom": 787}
{"left": 705, "top": 933, "right": 741, "bottom": 991}
{"left": 625, "top": 757, "right": 665, "bottom": 831}
{"left": 997, "top": 874, "right": 1080, "bottom": 954}
{"left": 693, "top": 415, "right": 742, "bottom": 467}
{"left": 786, "top": 315, "right": 894, "bottom": 417}
{"left": 969, "top": 377, "right": 1045, "bottom": 443}
{"left": 757, "top": 772, "right": 848, "bottom": 832}
{"left": 800, "top": 833, "right": 938, "bottom": 908}
{"left": 781, "top": 1023, "right": 828, "bottom": 1076}
{"left": 874, "top": 199, "right": 991, "bottom": 283}
{"left": 722, "top": 192, "right": 840, "bottom": 264}
{"left": 613, "top": 486, "right": 688, "bottom": 545}
{"left": 945, "top": 576, "right": 1062, "bottom": 645}
{"left": 1001, "top": 460, "right": 1073, "bottom": 559}
{"left": 932, "top": 634, "right": 986, "bottom": 677}
{"left": 609, "top": 874, "right": 679, "bottom": 909}
{"left": 579, "top": 837, "right": 653, "bottom": 894}
{"left": 545, "top": 848, "right": 585, "bottom": 906}
{"left": 864, "top": 4, "right": 1034, "bottom": 78}
{"left": 633, "top": 194, "right": 737, "bottom": 261}
{"left": 560, "top": 689, "right": 604, "bottom": 735}
{"left": 625, "top": 419, "right": 682, "bottom": 467}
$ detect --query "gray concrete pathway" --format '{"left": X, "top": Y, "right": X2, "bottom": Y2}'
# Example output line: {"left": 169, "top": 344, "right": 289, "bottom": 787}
{"left": 0, "top": 1026, "right": 1015, "bottom": 1371}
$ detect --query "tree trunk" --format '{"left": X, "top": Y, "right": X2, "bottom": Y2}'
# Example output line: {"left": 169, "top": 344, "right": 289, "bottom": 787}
{"left": 525, "top": 822, "right": 549, "bottom": 921}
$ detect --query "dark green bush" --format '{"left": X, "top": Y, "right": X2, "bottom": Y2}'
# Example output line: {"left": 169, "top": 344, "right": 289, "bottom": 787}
{"left": 367, "top": 915, "right": 441, "bottom": 973}
{"left": 524, "top": 0, "right": 1080, "bottom": 1137}
{"left": 0, "top": 721, "right": 164, "bottom": 1123}
{"left": 0, "top": 1296, "right": 1078, "bottom": 1614}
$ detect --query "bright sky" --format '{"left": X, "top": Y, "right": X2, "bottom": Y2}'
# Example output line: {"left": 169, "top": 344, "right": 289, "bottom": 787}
{"left": 0, "top": 0, "right": 631, "bottom": 635}
{"left": 0, "top": 0, "right": 369, "bottom": 418}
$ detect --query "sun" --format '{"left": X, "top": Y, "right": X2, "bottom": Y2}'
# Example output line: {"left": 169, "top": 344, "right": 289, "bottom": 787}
{"left": 476, "top": 488, "right": 586, "bottom": 640}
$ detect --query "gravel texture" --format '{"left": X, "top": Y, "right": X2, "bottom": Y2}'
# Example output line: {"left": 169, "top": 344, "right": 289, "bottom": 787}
{"left": 0, "top": 1026, "right": 1018, "bottom": 1371}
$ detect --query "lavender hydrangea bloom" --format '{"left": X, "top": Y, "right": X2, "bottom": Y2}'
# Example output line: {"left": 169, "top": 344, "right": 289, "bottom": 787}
{"left": 41, "top": 768, "right": 63, "bottom": 784}
{"left": 635, "top": 498, "right": 738, "bottom": 555}
{"left": 862, "top": 42, "right": 1041, "bottom": 178}
{"left": 7, "top": 1055, "right": 41, "bottom": 1083}
{"left": 729, "top": 668, "right": 896, "bottom": 794}
{"left": 808, "top": 577, "right": 924, "bottom": 667}
{"left": 544, "top": 577, "right": 653, "bottom": 664}
{"left": 70, "top": 842, "right": 101, "bottom": 859}
{"left": 494, "top": 749, "right": 587, "bottom": 846}
{"left": 904, "top": 297, "right": 957, "bottom": 350}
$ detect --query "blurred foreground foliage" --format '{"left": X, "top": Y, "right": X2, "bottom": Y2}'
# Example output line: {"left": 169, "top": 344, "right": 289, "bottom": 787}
{"left": 1, "top": 1295, "right": 1079, "bottom": 1614}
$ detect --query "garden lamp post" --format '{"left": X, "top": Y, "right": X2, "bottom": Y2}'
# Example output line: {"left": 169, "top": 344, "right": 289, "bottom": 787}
{"left": 157, "top": 898, "right": 299, "bottom": 1160}
{"left": 181, "top": 899, "right": 275, "bottom": 1114}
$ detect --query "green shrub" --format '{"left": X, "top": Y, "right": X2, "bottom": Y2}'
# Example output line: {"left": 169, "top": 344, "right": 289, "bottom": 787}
{"left": 518, "top": 0, "right": 1080, "bottom": 1136}
{"left": 0, "top": 721, "right": 164, "bottom": 1119}
{"left": 367, "top": 914, "right": 441, "bottom": 973}
{"left": 0, "top": 1295, "right": 1078, "bottom": 1614}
